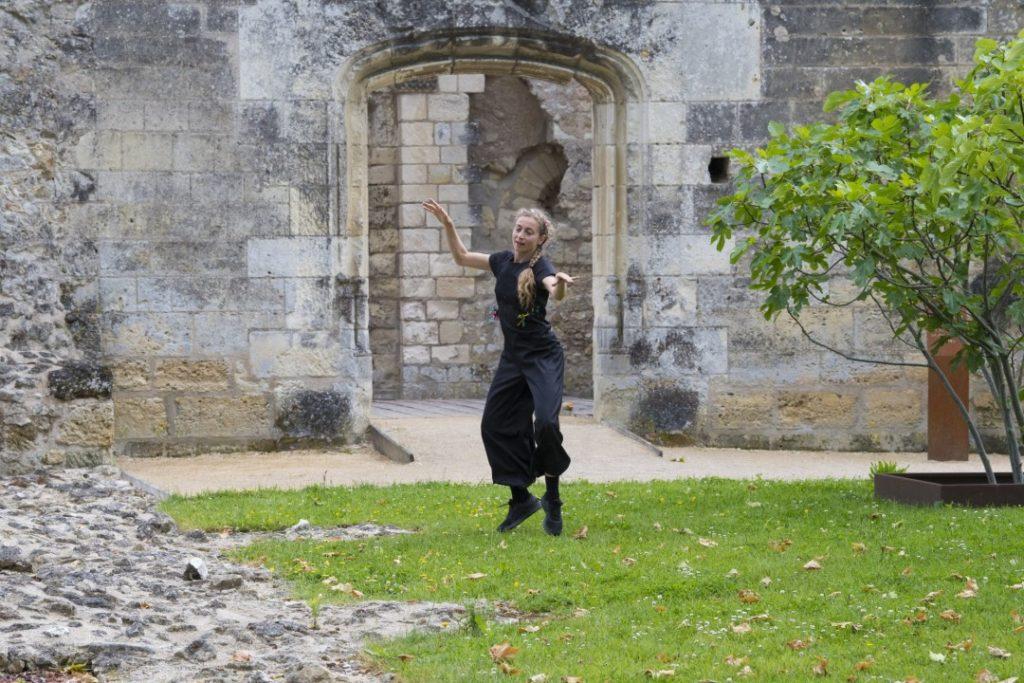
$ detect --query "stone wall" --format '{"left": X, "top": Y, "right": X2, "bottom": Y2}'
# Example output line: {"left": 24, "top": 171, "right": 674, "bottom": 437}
{"left": 9, "top": 0, "right": 1024, "bottom": 463}
{"left": 687, "top": 2, "right": 997, "bottom": 451}
{"left": 1, "top": 0, "right": 115, "bottom": 474}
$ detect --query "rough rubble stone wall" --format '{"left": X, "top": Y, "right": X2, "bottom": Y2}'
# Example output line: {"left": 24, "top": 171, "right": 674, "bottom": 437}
{"left": 1, "top": 0, "right": 115, "bottom": 474}
{"left": 11, "top": 0, "right": 1024, "bottom": 462}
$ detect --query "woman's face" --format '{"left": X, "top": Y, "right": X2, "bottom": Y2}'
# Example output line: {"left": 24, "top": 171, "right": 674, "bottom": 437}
{"left": 512, "top": 215, "right": 546, "bottom": 259}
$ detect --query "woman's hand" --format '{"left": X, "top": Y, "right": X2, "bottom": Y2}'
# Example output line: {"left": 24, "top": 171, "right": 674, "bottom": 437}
{"left": 421, "top": 199, "right": 453, "bottom": 228}
{"left": 554, "top": 272, "right": 574, "bottom": 287}
{"left": 545, "top": 272, "right": 574, "bottom": 301}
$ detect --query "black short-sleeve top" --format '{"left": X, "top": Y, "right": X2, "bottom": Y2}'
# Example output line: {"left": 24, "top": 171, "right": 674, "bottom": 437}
{"left": 489, "top": 250, "right": 558, "bottom": 336}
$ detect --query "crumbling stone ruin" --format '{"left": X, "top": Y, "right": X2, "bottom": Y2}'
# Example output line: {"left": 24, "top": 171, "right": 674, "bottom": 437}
{"left": 3, "top": 0, "right": 1022, "bottom": 473}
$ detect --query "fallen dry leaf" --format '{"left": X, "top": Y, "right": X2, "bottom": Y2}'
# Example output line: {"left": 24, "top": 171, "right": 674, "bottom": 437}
{"left": 812, "top": 656, "right": 829, "bottom": 676}
{"left": 529, "top": 675, "right": 548, "bottom": 683}
{"left": 1010, "top": 582, "right": 1024, "bottom": 590}
{"left": 803, "top": 559, "right": 822, "bottom": 571}
{"left": 466, "top": 572, "right": 487, "bottom": 580}
{"left": 499, "top": 661, "right": 521, "bottom": 675}
{"left": 929, "top": 651, "right": 947, "bottom": 663}
{"left": 958, "top": 577, "right": 980, "bottom": 599}
{"left": 519, "top": 625, "right": 541, "bottom": 633}
{"left": 623, "top": 557, "right": 637, "bottom": 566}
{"left": 786, "top": 639, "right": 810, "bottom": 651}
{"left": 922, "top": 590, "right": 944, "bottom": 603}
{"left": 725, "top": 655, "right": 749, "bottom": 667}
{"left": 738, "top": 589, "right": 760, "bottom": 604}
{"left": 902, "top": 610, "right": 928, "bottom": 626}
{"left": 489, "top": 642, "right": 520, "bottom": 663}
{"left": 946, "top": 638, "right": 974, "bottom": 652}
{"left": 769, "top": 538, "right": 793, "bottom": 552}
{"left": 975, "top": 671, "right": 998, "bottom": 683}
{"left": 397, "top": 653, "right": 415, "bottom": 662}
{"left": 562, "top": 677, "right": 582, "bottom": 683}
{"left": 644, "top": 670, "right": 675, "bottom": 679}
{"left": 830, "top": 621, "right": 862, "bottom": 632}
{"left": 573, "top": 526, "right": 588, "bottom": 540}
{"left": 738, "top": 665, "right": 754, "bottom": 678}
{"left": 851, "top": 542, "right": 867, "bottom": 554}
{"left": 987, "top": 645, "right": 1012, "bottom": 659}
{"left": 726, "top": 568, "right": 739, "bottom": 578}
{"left": 731, "top": 622, "right": 752, "bottom": 634}
{"left": 902, "top": 566, "right": 914, "bottom": 576}
{"left": 853, "top": 659, "right": 873, "bottom": 671}
{"left": 760, "top": 576, "right": 772, "bottom": 587}
{"left": 699, "top": 537, "right": 718, "bottom": 548}
{"left": 940, "top": 609, "right": 962, "bottom": 623}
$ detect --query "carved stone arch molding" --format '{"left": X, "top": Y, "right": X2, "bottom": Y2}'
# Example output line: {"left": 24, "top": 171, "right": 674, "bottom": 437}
{"left": 332, "top": 28, "right": 649, "bottom": 422}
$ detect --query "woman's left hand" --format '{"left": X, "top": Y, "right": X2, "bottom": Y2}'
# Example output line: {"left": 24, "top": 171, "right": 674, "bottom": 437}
{"left": 555, "top": 272, "right": 574, "bottom": 287}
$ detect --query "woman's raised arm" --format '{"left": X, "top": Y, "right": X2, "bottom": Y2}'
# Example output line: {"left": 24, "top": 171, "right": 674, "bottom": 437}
{"left": 422, "top": 199, "right": 490, "bottom": 271}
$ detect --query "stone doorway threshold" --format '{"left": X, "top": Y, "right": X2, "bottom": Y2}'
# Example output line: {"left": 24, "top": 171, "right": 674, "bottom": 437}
{"left": 364, "top": 397, "right": 653, "bottom": 464}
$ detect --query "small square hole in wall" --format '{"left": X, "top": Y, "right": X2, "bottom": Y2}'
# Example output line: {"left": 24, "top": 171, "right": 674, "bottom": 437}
{"left": 708, "top": 156, "right": 730, "bottom": 183}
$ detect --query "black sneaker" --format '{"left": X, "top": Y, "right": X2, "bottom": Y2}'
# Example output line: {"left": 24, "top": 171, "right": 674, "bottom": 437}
{"left": 497, "top": 495, "right": 542, "bottom": 532}
{"left": 541, "top": 495, "right": 563, "bottom": 536}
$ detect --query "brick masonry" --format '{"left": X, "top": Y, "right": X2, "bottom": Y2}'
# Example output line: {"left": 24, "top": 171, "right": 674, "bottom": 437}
{"left": 6, "top": 1, "right": 1024, "bottom": 468}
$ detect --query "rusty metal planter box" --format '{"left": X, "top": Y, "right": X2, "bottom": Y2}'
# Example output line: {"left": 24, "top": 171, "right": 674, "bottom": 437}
{"left": 874, "top": 472, "right": 1024, "bottom": 507}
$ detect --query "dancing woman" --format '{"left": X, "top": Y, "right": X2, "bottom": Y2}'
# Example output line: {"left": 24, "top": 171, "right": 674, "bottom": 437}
{"left": 422, "top": 199, "right": 575, "bottom": 535}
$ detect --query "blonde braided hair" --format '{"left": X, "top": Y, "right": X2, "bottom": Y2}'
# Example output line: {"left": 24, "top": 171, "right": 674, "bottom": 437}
{"left": 514, "top": 207, "right": 555, "bottom": 310}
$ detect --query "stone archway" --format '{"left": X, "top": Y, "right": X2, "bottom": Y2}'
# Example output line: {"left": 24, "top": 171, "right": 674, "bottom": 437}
{"left": 333, "top": 29, "right": 647, "bottom": 422}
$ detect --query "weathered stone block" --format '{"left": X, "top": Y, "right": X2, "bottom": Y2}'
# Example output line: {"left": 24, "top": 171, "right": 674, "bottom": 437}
{"left": 685, "top": 103, "right": 735, "bottom": 144}
{"left": 432, "top": 344, "right": 469, "bottom": 363}
{"left": 97, "top": 99, "right": 144, "bottom": 130}
{"left": 778, "top": 392, "right": 857, "bottom": 428}
{"left": 427, "top": 93, "right": 469, "bottom": 121}
{"left": 402, "top": 345, "right": 430, "bottom": 364}
{"left": 710, "top": 390, "right": 775, "bottom": 430}
{"left": 402, "top": 228, "right": 439, "bottom": 251}
{"left": 440, "top": 145, "right": 467, "bottom": 164}
{"left": 439, "top": 321, "right": 463, "bottom": 344}
{"left": 154, "top": 360, "right": 230, "bottom": 391}
{"left": 113, "top": 361, "right": 150, "bottom": 389}
{"left": 48, "top": 362, "right": 113, "bottom": 401}
{"left": 73, "top": 131, "right": 122, "bottom": 170}
{"left": 275, "top": 390, "right": 350, "bottom": 440}
{"left": 397, "top": 94, "right": 426, "bottom": 120}
{"left": 458, "top": 74, "right": 486, "bottom": 93}
{"left": 57, "top": 402, "right": 114, "bottom": 447}
{"left": 400, "top": 302, "right": 425, "bottom": 321}
{"left": 436, "top": 277, "right": 475, "bottom": 298}
{"left": 863, "top": 389, "right": 923, "bottom": 429}
{"left": 400, "top": 121, "right": 434, "bottom": 146}
{"left": 115, "top": 397, "right": 168, "bottom": 438}
{"left": 400, "top": 277, "right": 435, "bottom": 298}
{"left": 289, "top": 184, "right": 329, "bottom": 236}
{"left": 399, "top": 253, "right": 429, "bottom": 277}
{"left": 426, "top": 300, "right": 460, "bottom": 320}
{"left": 174, "top": 395, "right": 271, "bottom": 437}
{"left": 144, "top": 100, "right": 189, "bottom": 131}
{"left": 402, "top": 321, "right": 438, "bottom": 344}
{"left": 102, "top": 312, "right": 192, "bottom": 356}
{"left": 647, "top": 101, "right": 687, "bottom": 144}
{"left": 247, "top": 237, "right": 331, "bottom": 277}
{"left": 429, "top": 254, "right": 465, "bottom": 277}
{"left": 427, "top": 164, "right": 453, "bottom": 184}
{"left": 400, "top": 146, "right": 440, "bottom": 165}
{"left": 249, "top": 330, "right": 342, "bottom": 378}
{"left": 400, "top": 203, "right": 426, "bottom": 227}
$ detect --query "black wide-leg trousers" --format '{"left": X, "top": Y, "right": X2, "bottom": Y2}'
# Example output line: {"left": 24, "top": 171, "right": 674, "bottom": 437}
{"left": 481, "top": 342, "right": 571, "bottom": 487}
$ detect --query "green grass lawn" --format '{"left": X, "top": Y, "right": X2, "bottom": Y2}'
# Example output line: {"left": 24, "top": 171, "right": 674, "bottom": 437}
{"left": 162, "top": 479, "right": 1024, "bottom": 682}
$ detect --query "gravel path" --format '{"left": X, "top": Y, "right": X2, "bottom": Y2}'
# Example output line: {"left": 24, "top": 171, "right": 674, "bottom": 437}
{"left": 119, "top": 415, "right": 1010, "bottom": 495}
